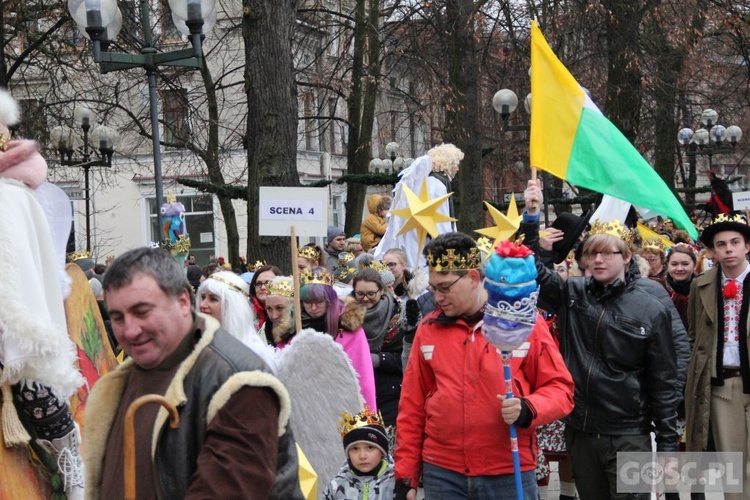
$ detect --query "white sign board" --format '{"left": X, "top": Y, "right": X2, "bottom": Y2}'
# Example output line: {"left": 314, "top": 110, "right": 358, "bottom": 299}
{"left": 259, "top": 187, "right": 328, "bottom": 237}
{"left": 733, "top": 191, "right": 750, "bottom": 211}
{"left": 63, "top": 188, "right": 84, "bottom": 200}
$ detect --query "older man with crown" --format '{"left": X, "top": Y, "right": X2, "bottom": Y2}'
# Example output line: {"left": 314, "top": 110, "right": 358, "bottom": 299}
{"left": 394, "top": 232, "right": 574, "bottom": 500}
{"left": 523, "top": 184, "right": 681, "bottom": 499}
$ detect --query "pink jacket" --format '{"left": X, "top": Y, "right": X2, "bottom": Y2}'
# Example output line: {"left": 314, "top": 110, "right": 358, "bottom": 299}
{"left": 336, "top": 326, "right": 377, "bottom": 410}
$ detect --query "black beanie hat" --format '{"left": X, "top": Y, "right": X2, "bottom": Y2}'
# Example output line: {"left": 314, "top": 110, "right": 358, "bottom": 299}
{"left": 343, "top": 424, "right": 389, "bottom": 457}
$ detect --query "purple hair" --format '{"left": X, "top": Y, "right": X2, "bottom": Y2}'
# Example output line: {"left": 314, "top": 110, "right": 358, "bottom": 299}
{"left": 300, "top": 282, "right": 342, "bottom": 336}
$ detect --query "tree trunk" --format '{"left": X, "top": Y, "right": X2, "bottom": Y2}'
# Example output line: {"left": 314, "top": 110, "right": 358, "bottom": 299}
{"left": 345, "top": 0, "right": 381, "bottom": 237}
{"left": 200, "top": 63, "right": 241, "bottom": 270}
{"left": 603, "top": 0, "right": 644, "bottom": 141}
{"left": 242, "top": 0, "right": 299, "bottom": 272}
{"left": 652, "top": 39, "right": 682, "bottom": 192}
{"left": 444, "top": 0, "right": 483, "bottom": 233}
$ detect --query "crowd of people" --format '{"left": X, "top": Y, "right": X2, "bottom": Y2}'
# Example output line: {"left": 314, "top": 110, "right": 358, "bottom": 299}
{"left": 3, "top": 82, "right": 749, "bottom": 500}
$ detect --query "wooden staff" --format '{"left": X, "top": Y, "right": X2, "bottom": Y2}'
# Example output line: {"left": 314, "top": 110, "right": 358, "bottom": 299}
{"left": 124, "top": 395, "right": 180, "bottom": 500}
{"left": 527, "top": 166, "right": 540, "bottom": 214}
{"left": 290, "top": 226, "right": 302, "bottom": 333}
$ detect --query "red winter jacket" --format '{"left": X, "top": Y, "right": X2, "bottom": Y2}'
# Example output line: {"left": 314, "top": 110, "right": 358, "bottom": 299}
{"left": 395, "top": 309, "right": 574, "bottom": 485}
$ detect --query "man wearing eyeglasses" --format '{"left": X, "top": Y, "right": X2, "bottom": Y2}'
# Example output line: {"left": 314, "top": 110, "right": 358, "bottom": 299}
{"left": 394, "top": 232, "right": 574, "bottom": 500}
{"left": 524, "top": 181, "right": 680, "bottom": 500}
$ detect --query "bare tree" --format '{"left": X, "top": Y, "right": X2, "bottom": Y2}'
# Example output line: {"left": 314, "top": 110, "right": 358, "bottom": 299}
{"left": 242, "top": 0, "right": 300, "bottom": 269}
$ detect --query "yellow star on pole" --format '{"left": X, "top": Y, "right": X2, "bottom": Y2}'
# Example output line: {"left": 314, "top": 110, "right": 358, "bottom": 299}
{"left": 390, "top": 179, "right": 456, "bottom": 258}
{"left": 475, "top": 195, "right": 524, "bottom": 246}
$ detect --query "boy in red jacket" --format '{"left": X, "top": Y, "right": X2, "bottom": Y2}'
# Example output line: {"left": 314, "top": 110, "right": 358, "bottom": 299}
{"left": 394, "top": 232, "right": 574, "bottom": 499}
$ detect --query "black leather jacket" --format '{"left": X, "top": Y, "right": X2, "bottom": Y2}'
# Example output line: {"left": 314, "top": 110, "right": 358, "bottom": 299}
{"left": 536, "top": 261, "right": 680, "bottom": 451}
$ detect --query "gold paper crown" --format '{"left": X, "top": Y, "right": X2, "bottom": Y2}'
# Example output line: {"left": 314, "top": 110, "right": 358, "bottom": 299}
{"left": 334, "top": 266, "right": 357, "bottom": 282}
{"left": 367, "top": 260, "right": 387, "bottom": 273}
{"left": 475, "top": 236, "right": 494, "bottom": 259}
{"left": 298, "top": 246, "right": 321, "bottom": 262}
{"left": 173, "top": 234, "right": 191, "bottom": 254}
{"left": 0, "top": 133, "right": 9, "bottom": 152}
{"left": 338, "top": 406, "right": 385, "bottom": 437}
{"left": 300, "top": 267, "right": 333, "bottom": 287}
{"left": 247, "top": 260, "right": 267, "bottom": 272}
{"left": 709, "top": 213, "right": 747, "bottom": 226}
{"left": 165, "top": 190, "right": 177, "bottom": 204}
{"left": 267, "top": 277, "right": 294, "bottom": 298}
{"left": 337, "top": 251, "right": 355, "bottom": 266}
{"left": 641, "top": 237, "right": 667, "bottom": 254}
{"left": 67, "top": 250, "right": 91, "bottom": 262}
{"left": 588, "top": 220, "right": 635, "bottom": 246}
{"left": 426, "top": 247, "right": 481, "bottom": 272}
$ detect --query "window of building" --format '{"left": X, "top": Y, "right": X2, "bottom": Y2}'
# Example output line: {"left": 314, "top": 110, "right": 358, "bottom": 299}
{"left": 328, "top": 97, "right": 337, "bottom": 155}
{"left": 16, "top": 98, "right": 47, "bottom": 144}
{"left": 117, "top": 0, "right": 140, "bottom": 44}
{"left": 303, "top": 93, "right": 317, "bottom": 151}
{"left": 159, "top": 0, "right": 181, "bottom": 42}
{"left": 331, "top": 194, "right": 343, "bottom": 228}
{"left": 148, "top": 193, "right": 215, "bottom": 265}
{"left": 162, "top": 88, "right": 191, "bottom": 146}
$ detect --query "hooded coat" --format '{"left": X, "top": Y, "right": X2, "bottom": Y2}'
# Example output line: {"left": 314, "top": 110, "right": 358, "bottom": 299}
{"left": 360, "top": 195, "right": 389, "bottom": 252}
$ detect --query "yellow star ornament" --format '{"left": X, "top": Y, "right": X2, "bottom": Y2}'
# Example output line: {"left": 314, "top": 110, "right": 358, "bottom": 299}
{"left": 475, "top": 195, "right": 524, "bottom": 245}
{"left": 390, "top": 179, "right": 456, "bottom": 256}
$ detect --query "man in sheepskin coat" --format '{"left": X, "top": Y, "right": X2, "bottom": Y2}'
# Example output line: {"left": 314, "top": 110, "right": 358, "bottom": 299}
{"left": 85, "top": 247, "right": 302, "bottom": 499}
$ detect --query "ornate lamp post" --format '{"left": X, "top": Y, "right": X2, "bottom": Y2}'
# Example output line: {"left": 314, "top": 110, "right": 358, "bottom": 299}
{"left": 677, "top": 109, "right": 742, "bottom": 209}
{"left": 677, "top": 109, "right": 742, "bottom": 170}
{"left": 370, "top": 141, "right": 413, "bottom": 174}
{"left": 492, "top": 88, "right": 551, "bottom": 225}
{"left": 50, "top": 104, "right": 120, "bottom": 253}
{"left": 67, "top": 0, "right": 217, "bottom": 240}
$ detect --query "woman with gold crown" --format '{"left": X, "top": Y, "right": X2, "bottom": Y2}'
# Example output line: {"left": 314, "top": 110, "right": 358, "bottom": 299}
{"left": 639, "top": 237, "right": 668, "bottom": 281}
{"left": 0, "top": 88, "right": 86, "bottom": 498}
{"left": 300, "top": 267, "right": 376, "bottom": 409}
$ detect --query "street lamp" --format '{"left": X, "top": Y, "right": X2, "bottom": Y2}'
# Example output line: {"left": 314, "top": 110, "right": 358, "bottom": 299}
{"left": 677, "top": 109, "right": 743, "bottom": 169}
{"left": 67, "top": 0, "right": 217, "bottom": 241}
{"left": 370, "top": 141, "right": 413, "bottom": 174}
{"left": 492, "top": 89, "right": 532, "bottom": 132}
{"left": 50, "top": 104, "right": 120, "bottom": 253}
{"left": 492, "top": 88, "right": 551, "bottom": 225}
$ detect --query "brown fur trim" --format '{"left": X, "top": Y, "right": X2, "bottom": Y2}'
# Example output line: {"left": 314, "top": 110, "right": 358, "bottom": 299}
{"left": 83, "top": 358, "right": 135, "bottom": 499}
{"left": 339, "top": 296, "right": 365, "bottom": 332}
{"left": 206, "top": 371, "right": 292, "bottom": 437}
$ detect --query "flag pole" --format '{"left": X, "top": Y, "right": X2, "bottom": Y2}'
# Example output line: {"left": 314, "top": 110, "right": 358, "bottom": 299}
{"left": 290, "top": 225, "right": 302, "bottom": 333}
{"left": 502, "top": 351, "right": 524, "bottom": 500}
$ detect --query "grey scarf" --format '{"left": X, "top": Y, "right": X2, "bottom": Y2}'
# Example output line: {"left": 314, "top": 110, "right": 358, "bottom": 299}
{"left": 361, "top": 295, "right": 395, "bottom": 352}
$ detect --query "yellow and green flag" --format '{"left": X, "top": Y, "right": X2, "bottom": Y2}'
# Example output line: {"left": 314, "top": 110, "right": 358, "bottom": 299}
{"left": 529, "top": 21, "right": 698, "bottom": 239}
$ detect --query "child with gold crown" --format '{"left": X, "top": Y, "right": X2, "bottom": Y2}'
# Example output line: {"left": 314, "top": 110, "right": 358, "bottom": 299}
{"left": 324, "top": 406, "right": 395, "bottom": 499}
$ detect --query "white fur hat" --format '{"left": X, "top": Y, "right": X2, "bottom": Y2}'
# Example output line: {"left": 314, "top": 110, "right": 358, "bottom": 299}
{"left": 0, "top": 89, "right": 20, "bottom": 130}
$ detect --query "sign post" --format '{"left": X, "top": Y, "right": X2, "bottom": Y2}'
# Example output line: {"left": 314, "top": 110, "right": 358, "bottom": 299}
{"left": 732, "top": 191, "right": 750, "bottom": 212}
{"left": 259, "top": 187, "right": 329, "bottom": 333}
